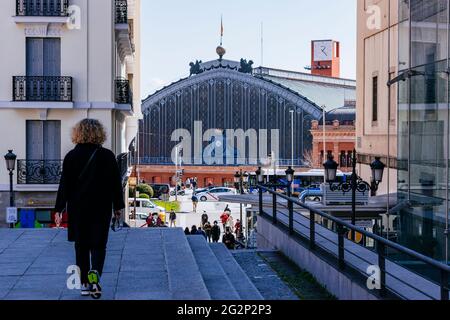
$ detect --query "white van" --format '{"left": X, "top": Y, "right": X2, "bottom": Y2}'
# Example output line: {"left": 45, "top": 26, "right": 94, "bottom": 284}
{"left": 128, "top": 198, "right": 165, "bottom": 216}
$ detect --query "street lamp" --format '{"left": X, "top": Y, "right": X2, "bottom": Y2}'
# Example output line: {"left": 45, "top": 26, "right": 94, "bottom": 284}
{"left": 234, "top": 171, "right": 241, "bottom": 193}
{"left": 370, "top": 157, "right": 386, "bottom": 187}
{"left": 323, "top": 149, "right": 385, "bottom": 242}
{"left": 256, "top": 167, "right": 264, "bottom": 184}
{"left": 285, "top": 166, "right": 295, "bottom": 198}
{"left": 323, "top": 155, "right": 338, "bottom": 183}
{"left": 4, "top": 150, "right": 17, "bottom": 229}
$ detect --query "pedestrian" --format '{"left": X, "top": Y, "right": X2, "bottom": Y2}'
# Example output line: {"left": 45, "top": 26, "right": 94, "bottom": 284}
{"left": 222, "top": 227, "right": 236, "bottom": 250}
{"left": 169, "top": 210, "right": 177, "bottom": 228}
{"left": 226, "top": 214, "right": 235, "bottom": 232}
{"left": 191, "top": 194, "right": 199, "bottom": 213}
{"left": 186, "top": 178, "right": 191, "bottom": 189}
{"left": 201, "top": 211, "right": 209, "bottom": 227}
{"left": 224, "top": 205, "right": 231, "bottom": 213}
{"left": 55, "top": 119, "right": 124, "bottom": 299}
{"left": 184, "top": 227, "right": 191, "bottom": 235}
{"left": 146, "top": 215, "right": 154, "bottom": 228}
{"left": 190, "top": 225, "right": 198, "bottom": 235}
{"left": 203, "top": 221, "right": 212, "bottom": 243}
{"left": 211, "top": 221, "right": 221, "bottom": 243}
{"left": 197, "top": 227, "right": 207, "bottom": 240}
{"left": 192, "top": 177, "right": 198, "bottom": 190}
{"left": 235, "top": 219, "right": 243, "bottom": 239}
{"left": 220, "top": 211, "right": 229, "bottom": 231}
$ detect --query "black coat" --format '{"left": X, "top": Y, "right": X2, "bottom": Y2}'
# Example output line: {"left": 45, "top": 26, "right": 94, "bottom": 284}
{"left": 211, "top": 225, "right": 221, "bottom": 240}
{"left": 55, "top": 144, "right": 125, "bottom": 247}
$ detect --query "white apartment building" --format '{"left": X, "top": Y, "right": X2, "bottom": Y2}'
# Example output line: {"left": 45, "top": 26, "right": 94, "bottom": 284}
{"left": 356, "top": 0, "right": 398, "bottom": 196}
{"left": 0, "top": 0, "right": 141, "bottom": 227}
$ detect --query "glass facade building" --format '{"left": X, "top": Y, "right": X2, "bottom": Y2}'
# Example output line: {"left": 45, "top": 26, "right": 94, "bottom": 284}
{"left": 397, "top": 0, "right": 450, "bottom": 266}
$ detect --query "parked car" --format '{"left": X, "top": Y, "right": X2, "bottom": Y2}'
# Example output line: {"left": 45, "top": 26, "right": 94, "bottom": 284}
{"left": 128, "top": 198, "right": 165, "bottom": 217}
{"left": 194, "top": 186, "right": 215, "bottom": 195}
{"left": 149, "top": 183, "right": 171, "bottom": 199}
{"left": 196, "top": 188, "right": 237, "bottom": 202}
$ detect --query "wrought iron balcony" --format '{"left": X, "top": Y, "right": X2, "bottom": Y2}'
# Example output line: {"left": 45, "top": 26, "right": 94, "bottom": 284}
{"left": 17, "top": 160, "right": 63, "bottom": 185}
{"left": 117, "top": 152, "right": 131, "bottom": 187}
{"left": 115, "top": 0, "right": 128, "bottom": 24}
{"left": 16, "top": 0, "right": 69, "bottom": 17}
{"left": 115, "top": 78, "right": 132, "bottom": 105}
{"left": 13, "top": 76, "right": 73, "bottom": 102}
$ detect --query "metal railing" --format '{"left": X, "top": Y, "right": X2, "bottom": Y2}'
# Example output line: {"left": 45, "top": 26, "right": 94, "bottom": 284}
{"left": 115, "top": 0, "right": 128, "bottom": 24}
{"left": 257, "top": 185, "right": 450, "bottom": 300}
{"left": 136, "top": 157, "right": 308, "bottom": 167}
{"left": 115, "top": 78, "right": 132, "bottom": 106}
{"left": 13, "top": 76, "right": 73, "bottom": 102}
{"left": 17, "top": 160, "right": 63, "bottom": 185}
{"left": 16, "top": 0, "right": 69, "bottom": 16}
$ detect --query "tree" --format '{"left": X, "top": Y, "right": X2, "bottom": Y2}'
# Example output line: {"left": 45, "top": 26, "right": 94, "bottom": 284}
{"left": 302, "top": 149, "right": 315, "bottom": 168}
{"left": 136, "top": 184, "right": 154, "bottom": 198}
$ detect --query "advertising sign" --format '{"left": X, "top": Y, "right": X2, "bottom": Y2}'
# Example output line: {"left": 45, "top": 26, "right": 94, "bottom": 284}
{"left": 6, "top": 207, "right": 18, "bottom": 224}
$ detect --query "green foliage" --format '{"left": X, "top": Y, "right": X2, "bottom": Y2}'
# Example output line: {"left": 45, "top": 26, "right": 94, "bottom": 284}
{"left": 136, "top": 184, "right": 154, "bottom": 198}
{"left": 153, "top": 200, "right": 181, "bottom": 212}
{"left": 138, "top": 193, "right": 150, "bottom": 200}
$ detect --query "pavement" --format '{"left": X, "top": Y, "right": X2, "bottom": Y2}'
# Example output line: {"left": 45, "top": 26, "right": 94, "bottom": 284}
{"left": 0, "top": 228, "right": 212, "bottom": 300}
{"left": 0, "top": 227, "right": 268, "bottom": 300}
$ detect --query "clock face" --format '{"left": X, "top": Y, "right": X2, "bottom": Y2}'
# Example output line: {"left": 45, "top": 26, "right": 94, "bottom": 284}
{"left": 314, "top": 41, "right": 333, "bottom": 62}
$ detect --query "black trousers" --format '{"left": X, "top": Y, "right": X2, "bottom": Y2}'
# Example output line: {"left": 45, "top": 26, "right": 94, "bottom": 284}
{"left": 75, "top": 243, "right": 106, "bottom": 284}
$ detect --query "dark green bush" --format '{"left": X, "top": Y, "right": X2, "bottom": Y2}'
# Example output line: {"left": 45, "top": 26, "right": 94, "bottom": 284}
{"left": 136, "top": 184, "right": 154, "bottom": 198}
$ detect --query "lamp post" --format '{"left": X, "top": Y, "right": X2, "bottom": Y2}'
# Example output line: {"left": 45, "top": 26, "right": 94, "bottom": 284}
{"left": 4, "top": 150, "right": 17, "bottom": 229}
{"left": 234, "top": 169, "right": 249, "bottom": 241}
{"left": 285, "top": 166, "right": 295, "bottom": 198}
{"left": 323, "top": 149, "right": 385, "bottom": 241}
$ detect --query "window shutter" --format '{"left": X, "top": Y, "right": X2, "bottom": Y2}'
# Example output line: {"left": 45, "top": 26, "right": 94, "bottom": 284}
{"left": 26, "top": 38, "right": 44, "bottom": 76}
{"left": 43, "top": 121, "right": 61, "bottom": 160}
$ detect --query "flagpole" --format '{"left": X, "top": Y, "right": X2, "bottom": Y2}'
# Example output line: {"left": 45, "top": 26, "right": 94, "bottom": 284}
{"left": 220, "top": 15, "right": 223, "bottom": 46}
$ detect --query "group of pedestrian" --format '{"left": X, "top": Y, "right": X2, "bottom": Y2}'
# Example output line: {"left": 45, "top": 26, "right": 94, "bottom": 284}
{"left": 145, "top": 213, "right": 165, "bottom": 228}
{"left": 185, "top": 177, "right": 198, "bottom": 190}
{"left": 183, "top": 205, "right": 241, "bottom": 250}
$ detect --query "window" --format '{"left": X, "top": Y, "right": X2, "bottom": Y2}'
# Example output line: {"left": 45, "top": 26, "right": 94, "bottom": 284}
{"left": 26, "top": 120, "right": 61, "bottom": 160}
{"left": 347, "top": 152, "right": 353, "bottom": 167}
{"left": 142, "top": 201, "right": 154, "bottom": 208}
{"left": 372, "top": 76, "right": 378, "bottom": 122}
{"left": 26, "top": 38, "right": 61, "bottom": 76}
{"left": 340, "top": 151, "right": 347, "bottom": 167}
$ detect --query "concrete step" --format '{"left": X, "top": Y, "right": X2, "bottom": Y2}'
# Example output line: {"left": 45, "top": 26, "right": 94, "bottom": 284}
{"left": 187, "top": 236, "right": 240, "bottom": 300}
{"left": 210, "top": 244, "right": 264, "bottom": 300}
{"left": 162, "top": 228, "right": 211, "bottom": 300}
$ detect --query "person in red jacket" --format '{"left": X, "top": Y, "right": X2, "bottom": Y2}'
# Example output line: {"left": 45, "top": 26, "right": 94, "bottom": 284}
{"left": 220, "top": 211, "right": 229, "bottom": 232}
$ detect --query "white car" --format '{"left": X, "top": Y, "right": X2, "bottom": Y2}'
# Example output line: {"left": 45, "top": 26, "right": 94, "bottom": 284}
{"left": 196, "top": 188, "right": 237, "bottom": 202}
{"left": 128, "top": 198, "right": 165, "bottom": 216}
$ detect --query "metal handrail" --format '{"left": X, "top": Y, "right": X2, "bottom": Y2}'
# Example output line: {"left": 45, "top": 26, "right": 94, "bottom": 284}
{"left": 258, "top": 185, "right": 450, "bottom": 300}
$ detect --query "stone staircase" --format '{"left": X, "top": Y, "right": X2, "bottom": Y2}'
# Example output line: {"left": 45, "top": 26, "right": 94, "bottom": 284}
{"left": 0, "top": 228, "right": 263, "bottom": 300}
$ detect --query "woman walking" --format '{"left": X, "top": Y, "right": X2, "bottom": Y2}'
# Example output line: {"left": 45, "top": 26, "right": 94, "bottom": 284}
{"left": 55, "top": 119, "right": 125, "bottom": 299}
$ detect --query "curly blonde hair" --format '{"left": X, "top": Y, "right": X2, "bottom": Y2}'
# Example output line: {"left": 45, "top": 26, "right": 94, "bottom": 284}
{"left": 72, "top": 119, "right": 107, "bottom": 145}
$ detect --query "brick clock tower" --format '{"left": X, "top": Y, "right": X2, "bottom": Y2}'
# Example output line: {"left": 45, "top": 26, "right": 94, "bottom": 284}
{"left": 311, "top": 40, "right": 340, "bottom": 78}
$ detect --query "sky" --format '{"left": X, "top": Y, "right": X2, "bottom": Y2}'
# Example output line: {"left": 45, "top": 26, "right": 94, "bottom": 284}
{"left": 141, "top": 0, "right": 357, "bottom": 99}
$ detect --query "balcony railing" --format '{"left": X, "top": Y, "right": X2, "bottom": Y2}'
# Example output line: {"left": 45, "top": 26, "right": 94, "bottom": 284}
{"left": 17, "top": 160, "right": 63, "bottom": 185}
{"left": 115, "top": 78, "right": 132, "bottom": 105}
{"left": 117, "top": 152, "right": 131, "bottom": 187}
{"left": 115, "top": 0, "right": 128, "bottom": 24}
{"left": 13, "top": 76, "right": 73, "bottom": 102}
{"left": 16, "top": 0, "right": 69, "bottom": 17}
